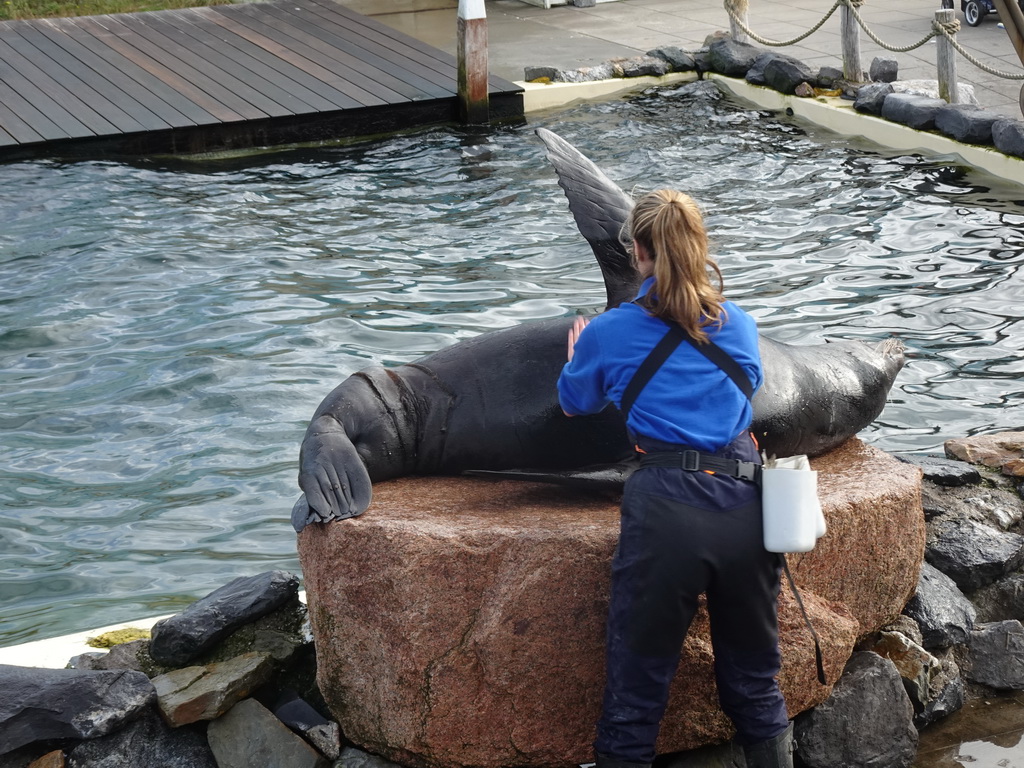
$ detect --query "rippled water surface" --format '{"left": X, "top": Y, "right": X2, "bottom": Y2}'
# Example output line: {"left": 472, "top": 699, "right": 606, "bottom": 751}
{"left": 2, "top": 84, "right": 1023, "bottom": 645}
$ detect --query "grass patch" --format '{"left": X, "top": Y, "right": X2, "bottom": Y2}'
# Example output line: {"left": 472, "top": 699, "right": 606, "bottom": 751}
{"left": 1, "top": 0, "right": 232, "bottom": 22}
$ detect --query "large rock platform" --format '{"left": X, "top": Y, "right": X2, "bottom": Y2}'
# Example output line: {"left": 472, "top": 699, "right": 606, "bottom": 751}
{"left": 298, "top": 438, "right": 924, "bottom": 768}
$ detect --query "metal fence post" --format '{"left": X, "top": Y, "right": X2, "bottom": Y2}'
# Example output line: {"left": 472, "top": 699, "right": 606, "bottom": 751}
{"left": 458, "top": 0, "right": 489, "bottom": 124}
{"left": 935, "top": 8, "right": 959, "bottom": 103}
{"left": 841, "top": 0, "right": 864, "bottom": 81}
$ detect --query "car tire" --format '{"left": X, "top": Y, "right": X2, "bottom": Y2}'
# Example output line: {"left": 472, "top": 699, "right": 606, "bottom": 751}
{"left": 964, "top": 0, "right": 985, "bottom": 25}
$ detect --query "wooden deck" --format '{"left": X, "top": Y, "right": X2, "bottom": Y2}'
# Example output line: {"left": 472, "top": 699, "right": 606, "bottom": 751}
{"left": 0, "top": 0, "right": 524, "bottom": 159}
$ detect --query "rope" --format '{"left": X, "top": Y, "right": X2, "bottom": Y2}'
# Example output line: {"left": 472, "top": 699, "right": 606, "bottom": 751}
{"left": 723, "top": 0, "right": 1024, "bottom": 82}
{"left": 724, "top": 0, "right": 845, "bottom": 47}
{"left": 937, "top": 19, "right": 1024, "bottom": 79}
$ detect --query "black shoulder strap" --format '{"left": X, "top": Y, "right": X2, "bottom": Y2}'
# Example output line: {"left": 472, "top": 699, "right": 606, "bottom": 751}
{"left": 620, "top": 322, "right": 754, "bottom": 419}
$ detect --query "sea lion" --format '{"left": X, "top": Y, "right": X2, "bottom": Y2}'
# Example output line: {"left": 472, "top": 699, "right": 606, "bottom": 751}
{"left": 291, "top": 128, "right": 905, "bottom": 532}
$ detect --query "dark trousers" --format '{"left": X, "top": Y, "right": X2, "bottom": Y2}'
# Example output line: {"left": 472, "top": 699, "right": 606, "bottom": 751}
{"left": 594, "top": 435, "right": 789, "bottom": 764}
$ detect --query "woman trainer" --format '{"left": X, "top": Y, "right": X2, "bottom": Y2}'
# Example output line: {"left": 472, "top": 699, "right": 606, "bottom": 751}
{"left": 557, "top": 189, "right": 794, "bottom": 768}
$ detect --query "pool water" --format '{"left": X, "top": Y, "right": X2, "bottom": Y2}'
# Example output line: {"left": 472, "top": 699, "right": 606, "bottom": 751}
{"left": 2, "top": 82, "right": 1023, "bottom": 646}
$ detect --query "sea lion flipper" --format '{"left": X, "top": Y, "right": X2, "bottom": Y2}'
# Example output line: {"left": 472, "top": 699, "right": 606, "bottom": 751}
{"left": 535, "top": 128, "right": 640, "bottom": 309}
{"left": 294, "top": 414, "right": 372, "bottom": 532}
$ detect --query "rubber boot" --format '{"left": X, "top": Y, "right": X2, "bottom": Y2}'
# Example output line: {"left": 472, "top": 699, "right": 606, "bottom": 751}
{"left": 742, "top": 722, "right": 795, "bottom": 768}
{"left": 594, "top": 753, "right": 651, "bottom": 768}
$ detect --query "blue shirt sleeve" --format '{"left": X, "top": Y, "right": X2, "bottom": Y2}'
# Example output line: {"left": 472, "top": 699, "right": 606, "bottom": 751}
{"left": 557, "top": 321, "right": 609, "bottom": 416}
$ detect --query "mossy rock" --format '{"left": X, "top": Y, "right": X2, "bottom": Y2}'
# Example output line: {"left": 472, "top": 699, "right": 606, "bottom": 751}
{"left": 86, "top": 627, "right": 152, "bottom": 648}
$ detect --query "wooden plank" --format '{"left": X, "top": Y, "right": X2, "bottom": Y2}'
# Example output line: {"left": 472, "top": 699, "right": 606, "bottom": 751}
{"left": 9, "top": 21, "right": 172, "bottom": 132}
{"left": 36, "top": 18, "right": 198, "bottom": 129}
{"left": 297, "top": 0, "right": 457, "bottom": 85}
{"left": 223, "top": 2, "right": 428, "bottom": 100}
{"left": 0, "top": 120, "right": 18, "bottom": 146}
{"left": 0, "top": 23, "right": 147, "bottom": 134}
{"left": 259, "top": 2, "right": 454, "bottom": 99}
{"left": 314, "top": 0, "right": 458, "bottom": 67}
{"left": 161, "top": 10, "right": 352, "bottom": 112}
{"left": 85, "top": 13, "right": 266, "bottom": 121}
{"left": 199, "top": 5, "right": 396, "bottom": 106}
{"left": 0, "top": 68, "right": 72, "bottom": 141}
{"left": 311, "top": 0, "right": 521, "bottom": 93}
{"left": 69, "top": 16, "right": 231, "bottom": 124}
{"left": 139, "top": 11, "right": 320, "bottom": 117}
{"left": 0, "top": 37, "right": 103, "bottom": 137}
{"left": 107, "top": 12, "right": 286, "bottom": 119}
{"left": 190, "top": 7, "right": 373, "bottom": 109}
{"left": 0, "top": 91, "right": 46, "bottom": 144}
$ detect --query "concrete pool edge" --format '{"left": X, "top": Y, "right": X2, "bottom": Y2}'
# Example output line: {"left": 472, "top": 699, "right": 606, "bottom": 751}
{"left": 518, "top": 73, "right": 1024, "bottom": 186}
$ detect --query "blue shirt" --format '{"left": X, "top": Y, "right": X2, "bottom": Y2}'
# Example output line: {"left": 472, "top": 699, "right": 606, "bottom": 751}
{"left": 557, "top": 278, "right": 763, "bottom": 451}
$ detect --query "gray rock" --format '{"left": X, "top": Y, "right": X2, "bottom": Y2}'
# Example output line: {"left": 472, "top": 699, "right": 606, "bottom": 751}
{"left": 149, "top": 570, "right": 299, "bottom": 667}
{"left": 707, "top": 39, "right": 761, "bottom": 78}
{"left": 619, "top": 56, "right": 670, "bottom": 78}
{"left": 66, "top": 709, "right": 216, "bottom": 768}
{"left": 207, "top": 698, "right": 329, "bottom": 768}
{"left": 794, "top": 652, "right": 917, "bottom": 768}
{"left": 881, "top": 615, "right": 924, "bottom": 648}
{"left": 920, "top": 475, "right": 1024, "bottom": 529}
{"left": 853, "top": 82, "right": 893, "bottom": 115}
{"left": 914, "top": 648, "right": 964, "bottom": 728}
{"left": 869, "top": 631, "right": 941, "bottom": 716}
{"left": 869, "top": 57, "right": 899, "bottom": 83}
{"left": 565, "top": 63, "right": 620, "bottom": 82}
{"left": 963, "top": 492, "right": 1023, "bottom": 531}
{"left": 893, "top": 453, "right": 982, "bottom": 487}
{"left": 903, "top": 562, "right": 976, "bottom": 649}
{"left": 272, "top": 689, "right": 340, "bottom": 758}
{"left": 967, "top": 620, "right": 1024, "bottom": 689}
{"left": 693, "top": 49, "right": 713, "bottom": 76}
{"left": 816, "top": 66, "right": 844, "bottom": 88}
{"left": 891, "top": 79, "right": 979, "bottom": 105}
{"left": 934, "top": 104, "right": 1002, "bottom": 145}
{"left": 745, "top": 52, "right": 776, "bottom": 86}
{"left": 336, "top": 746, "right": 406, "bottom": 768}
{"left": 570, "top": 0, "right": 596, "bottom": 6}
{"left": 523, "top": 66, "right": 560, "bottom": 82}
{"left": 926, "top": 517, "right": 1024, "bottom": 590}
{"left": 68, "top": 640, "right": 158, "bottom": 676}
{"left": 993, "top": 118, "right": 1024, "bottom": 158}
{"left": 763, "top": 54, "right": 816, "bottom": 95}
{"left": 306, "top": 722, "right": 340, "bottom": 761}
{"left": 0, "top": 666, "right": 156, "bottom": 755}
{"left": 969, "top": 572, "right": 1024, "bottom": 623}
{"left": 646, "top": 46, "right": 697, "bottom": 72}
{"left": 153, "top": 652, "right": 277, "bottom": 726}
{"left": 881, "top": 93, "right": 946, "bottom": 131}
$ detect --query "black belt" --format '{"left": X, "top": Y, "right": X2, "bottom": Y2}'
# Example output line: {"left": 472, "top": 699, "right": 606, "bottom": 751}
{"left": 639, "top": 449, "right": 762, "bottom": 483}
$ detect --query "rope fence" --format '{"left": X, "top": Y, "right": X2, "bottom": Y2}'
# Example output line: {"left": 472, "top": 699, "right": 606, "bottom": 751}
{"left": 723, "top": 0, "right": 1024, "bottom": 81}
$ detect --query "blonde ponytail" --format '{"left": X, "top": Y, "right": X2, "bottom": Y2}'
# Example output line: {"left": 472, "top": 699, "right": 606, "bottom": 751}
{"left": 626, "top": 190, "right": 725, "bottom": 342}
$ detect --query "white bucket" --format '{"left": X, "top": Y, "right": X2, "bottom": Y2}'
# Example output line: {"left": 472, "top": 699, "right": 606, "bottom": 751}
{"left": 761, "top": 462, "right": 824, "bottom": 554}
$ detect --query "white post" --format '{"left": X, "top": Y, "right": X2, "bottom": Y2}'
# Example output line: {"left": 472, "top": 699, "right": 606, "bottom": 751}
{"left": 458, "top": 0, "right": 489, "bottom": 125}
{"left": 841, "top": 2, "right": 864, "bottom": 82}
{"left": 729, "top": 0, "right": 749, "bottom": 44}
{"left": 935, "top": 8, "right": 959, "bottom": 103}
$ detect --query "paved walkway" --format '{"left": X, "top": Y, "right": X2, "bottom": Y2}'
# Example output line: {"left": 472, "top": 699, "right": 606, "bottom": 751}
{"left": 348, "top": 0, "right": 1024, "bottom": 119}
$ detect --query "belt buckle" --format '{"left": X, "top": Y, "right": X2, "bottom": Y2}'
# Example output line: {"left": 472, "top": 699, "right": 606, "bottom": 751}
{"left": 736, "top": 462, "right": 760, "bottom": 482}
{"left": 681, "top": 450, "right": 700, "bottom": 472}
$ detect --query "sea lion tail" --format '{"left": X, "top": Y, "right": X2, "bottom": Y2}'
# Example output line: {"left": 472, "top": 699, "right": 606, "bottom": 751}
{"left": 535, "top": 128, "right": 640, "bottom": 309}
